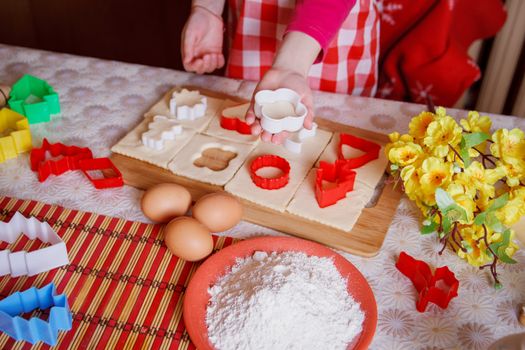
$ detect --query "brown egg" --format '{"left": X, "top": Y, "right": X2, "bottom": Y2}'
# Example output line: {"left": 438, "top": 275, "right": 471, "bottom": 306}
{"left": 141, "top": 183, "right": 192, "bottom": 223}
{"left": 164, "top": 217, "right": 213, "bottom": 261}
{"left": 193, "top": 192, "right": 243, "bottom": 232}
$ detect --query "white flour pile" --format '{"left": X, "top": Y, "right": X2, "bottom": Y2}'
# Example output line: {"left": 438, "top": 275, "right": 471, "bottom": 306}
{"left": 206, "top": 251, "right": 364, "bottom": 350}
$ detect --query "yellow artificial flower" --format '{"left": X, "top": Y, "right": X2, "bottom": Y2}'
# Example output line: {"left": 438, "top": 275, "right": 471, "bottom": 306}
{"left": 456, "top": 161, "right": 505, "bottom": 198}
{"left": 490, "top": 128, "right": 525, "bottom": 161}
{"left": 456, "top": 225, "right": 489, "bottom": 266}
{"left": 385, "top": 133, "right": 415, "bottom": 158}
{"left": 495, "top": 187, "right": 525, "bottom": 226}
{"left": 409, "top": 111, "right": 435, "bottom": 140}
{"left": 388, "top": 143, "right": 423, "bottom": 167}
{"left": 446, "top": 183, "right": 476, "bottom": 224}
{"left": 424, "top": 116, "right": 463, "bottom": 158}
{"left": 460, "top": 111, "right": 491, "bottom": 133}
{"left": 400, "top": 165, "right": 422, "bottom": 201}
{"left": 419, "top": 157, "right": 453, "bottom": 195}
{"left": 498, "top": 158, "right": 525, "bottom": 187}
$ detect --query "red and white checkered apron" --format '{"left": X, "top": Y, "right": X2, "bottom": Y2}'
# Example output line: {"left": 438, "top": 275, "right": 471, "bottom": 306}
{"left": 226, "top": 0, "right": 379, "bottom": 96}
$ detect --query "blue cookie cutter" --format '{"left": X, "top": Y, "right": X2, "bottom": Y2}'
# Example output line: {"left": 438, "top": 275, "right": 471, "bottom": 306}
{"left": 0, "top": 283, "right": 72, "bottom": 345}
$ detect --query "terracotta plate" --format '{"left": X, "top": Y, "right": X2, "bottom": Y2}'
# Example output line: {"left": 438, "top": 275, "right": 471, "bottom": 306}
{"left": 183, "top": 236, "right": 377, "bottom": 349}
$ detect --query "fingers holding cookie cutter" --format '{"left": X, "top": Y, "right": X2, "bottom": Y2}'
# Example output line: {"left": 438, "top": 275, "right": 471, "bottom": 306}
{"left": 254, "top": 88, "right": 307, "bottom": 134}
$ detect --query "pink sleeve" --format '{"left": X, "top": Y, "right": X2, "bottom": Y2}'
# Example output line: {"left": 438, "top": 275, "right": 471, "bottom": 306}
{"left": 285, "top": 0, "right": 357, "bottom": 62}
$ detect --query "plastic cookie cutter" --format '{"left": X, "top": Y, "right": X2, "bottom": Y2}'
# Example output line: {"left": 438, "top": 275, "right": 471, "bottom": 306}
{"left": 283, "top": 123, "right": 318, "bottom": 154}
{"left": 79, "top": 157, "right": 124, "bottom": 189}
{"left": 0, "top": 283, "right": 72, "bottom": 346}
{"left": 254, "top": 88, "right": 307, "bottom": 134}
{"left": 169, "top": 88, "right": 207, "bottom": 120}
{"left": 0, "top": 108, "right": 32, "bottom": 163}
{"left": 396, "top": 251, "right": 459, "bottom": 312}
{"left": 337, "top": 133, "right": 381, "bottom": 169}
{"left": 141, "top": 115, "right": 183, "bottom": 150}
{"left": 220, "top": 103, "right": 252, "bottom": 135}
{"left": 0, "top": 212, "right": 69, "bottom": 277}
{"left": 30, "top": 138, "right": 93, "bottom": 182}
{"left": 8, "top": 74, "right": 60, "bottom": 124}
{"left": 250, "top": 154, "right": 291, "bottom": 190}
{"left": 315, "top": 160, "right": 356, "bottom": 208}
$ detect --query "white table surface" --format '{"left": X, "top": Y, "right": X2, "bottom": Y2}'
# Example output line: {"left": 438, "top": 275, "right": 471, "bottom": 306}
{"left": 1, "top": 43, "right": 524, "bottom": 350}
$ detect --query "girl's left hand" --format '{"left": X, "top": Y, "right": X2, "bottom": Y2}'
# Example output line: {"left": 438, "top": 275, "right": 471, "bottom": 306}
{"left": 245, "top": 67, "right": 314, "bottom": 144}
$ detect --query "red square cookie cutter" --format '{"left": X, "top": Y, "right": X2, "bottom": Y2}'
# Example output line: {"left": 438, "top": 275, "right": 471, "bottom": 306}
{"left": 250, "top": 155, "right": 290, "bottom": 190}
{"left": 315, "top": 160, "right": 356, "bottom": 208}
{"left": 396, "top": 252, "right": 459, "bottom": 312}
{"left": 79, "top": 158, "right": 124, "bottom": 189}
{"left": 30, "top": 138, "right": 93, "bottom": 181}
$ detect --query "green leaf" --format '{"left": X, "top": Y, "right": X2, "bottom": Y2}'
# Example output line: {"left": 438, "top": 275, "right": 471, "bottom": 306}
{"left": 421, "top": 220, "right": 438, "bottom": 235}
{"left": 459, "top": 139, "right": 471, "bottom": 168}
{"left": 489, "top": 229, "right": 517, "bottom": 264}
{"left": 474, "top": 211, "right": 487, "bottom": 225}
{"left": 444, "top": 205, "right": 468, "bottom": 223}
{"left": 435, "top": 188, "right": 455, "bottom": 212}
{"left": 442, "top": 215, "right": 452, "bottom": 234}
{"left": 462, "top": 240, "right": 473, "bottom": 253}
{"left": 490, "top": 193, "right": 509, "bottom": 211}
{"left": 463, "top": 132, "right": 490, "bottom": 149}
{"left": 390, "top": 164, "right": 399, "bottom": 171}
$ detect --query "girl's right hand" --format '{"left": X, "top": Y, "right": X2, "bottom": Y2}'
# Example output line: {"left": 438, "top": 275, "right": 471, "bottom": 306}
{"left": 181, "top": 6, "right": 225, "bottom": 74}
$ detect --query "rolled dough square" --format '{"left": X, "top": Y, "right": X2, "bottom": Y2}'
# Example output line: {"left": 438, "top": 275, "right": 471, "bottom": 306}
{"left": 111, "top": 116, "right": 195, "bottom": 169}
{"left": 145, "top": 87, "right": 224, "bottom": 132}
{"left": 286, "top": 169, "right": 371, "bottom": 232}
{"left": 204, "top": 100, "right": 260, "bottom": 144}
{"left": 224, "top": 128, "right": 332, "bottom": 212}
{"left": 167, "top": 133, "right": 256, "bottom": 186}
{"left": 317, "top": 132, "right": 388, "bottom": 190}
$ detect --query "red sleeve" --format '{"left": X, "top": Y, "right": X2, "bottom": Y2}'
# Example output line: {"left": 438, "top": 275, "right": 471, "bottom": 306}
{"left": 285, "top": 0, "right": 356, "bottom": 62}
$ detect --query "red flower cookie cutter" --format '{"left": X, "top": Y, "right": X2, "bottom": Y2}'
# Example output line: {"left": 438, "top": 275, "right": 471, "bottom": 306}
{"left": 79, "top": 158, "right": 124, "bottom": 189}
{"left": 250, "top": 155, "right": 290, "bottom": 190}
{"left": 30, "top": 138, "right": 93, "bottom": 181}
{"left": 315, "top": 160, "right": 356, "bottom": 208}
{"left": 396, "top": 252, "right": 459, "bottom": 312}
{"left": 338, "top": 133, "right": 381, "bottom": 169}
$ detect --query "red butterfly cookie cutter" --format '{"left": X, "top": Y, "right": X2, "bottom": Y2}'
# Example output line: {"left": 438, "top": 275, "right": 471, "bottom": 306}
{"left": 30, "top": 138, "right": 93, "bottom": 181}
{"left": 396, "top": 252, "right": 459, "bottom": 312}
{"left": 338, "top": 133, "right": 381, "bottom": 169}
{"left": 250, "top": 155, "right": 290, "bottom": 190}
{"left": 220, "top": 114, "right": 252, "bottom": 135}
{"left": 315, "top": 160, "right": 356, "bottom": 208}
{"left": 79, "top": 158, "right": 124, "bottom": 189}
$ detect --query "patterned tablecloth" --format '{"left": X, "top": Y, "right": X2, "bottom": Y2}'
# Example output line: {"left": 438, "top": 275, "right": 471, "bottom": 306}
{"left": 0, "top": 44, "right": 524, "bottom": 349}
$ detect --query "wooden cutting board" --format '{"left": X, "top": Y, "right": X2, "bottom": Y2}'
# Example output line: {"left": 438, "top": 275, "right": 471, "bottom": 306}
{"left": 111, "top": 87, "right": 403, "bottom": 257}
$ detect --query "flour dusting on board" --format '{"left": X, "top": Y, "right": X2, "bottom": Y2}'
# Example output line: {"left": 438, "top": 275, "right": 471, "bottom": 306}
{"left": 206, "top": 251, "right": 364, "bottom": 350}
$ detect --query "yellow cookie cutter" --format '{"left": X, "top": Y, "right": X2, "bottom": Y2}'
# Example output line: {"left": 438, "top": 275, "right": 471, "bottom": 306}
{"left": 0, "top": 108, "right": 32, "bottom": 163}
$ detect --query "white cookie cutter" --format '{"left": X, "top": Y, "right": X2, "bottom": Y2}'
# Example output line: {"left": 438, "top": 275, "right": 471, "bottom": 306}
{"left": 0, "top": 212, "right": 69, "bottom": 277}
{"left": 254, "top": 88, "right": 307, "bottom": 134}
{"left": 169, "top": 89, "right": 207, "bottom": 120}
{"left": 283, "top": 123, "right": 318, "bottom": 154}
{"left": 141, "top": 115, "right": 183, "bottom": 150}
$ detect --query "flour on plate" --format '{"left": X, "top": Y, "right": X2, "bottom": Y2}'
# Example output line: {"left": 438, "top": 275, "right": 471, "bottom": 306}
{"left": 206, "top": 251, "right": 364, "bottom": 350}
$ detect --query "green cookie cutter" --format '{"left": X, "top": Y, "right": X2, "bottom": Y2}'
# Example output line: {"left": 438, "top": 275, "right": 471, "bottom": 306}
{"left": 8, "top": 75, "right": 60, "bottom": 124}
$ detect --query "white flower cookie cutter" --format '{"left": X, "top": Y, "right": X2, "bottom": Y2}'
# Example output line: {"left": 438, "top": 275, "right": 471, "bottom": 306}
{"left": 283, "top": 123, "right": 318, "bottom": 154}
{"left": 0, "top": 212, "right": 69, "bottom": 277}
{"left": 141, "top": 115, "right": 183, "bottom": 150}
{"left": 254, "top": 88, "right": 307, "bottom": 134}
{"left": 169, "top": 89, "right": 207, "bottom": 120}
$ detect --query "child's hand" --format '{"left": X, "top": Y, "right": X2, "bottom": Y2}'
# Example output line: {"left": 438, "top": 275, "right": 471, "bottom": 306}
{"left": 245, "top": 68, "right": 314, "bottom": 144}
{"left": 181, "top": 6, "right": 225, "bottom": 74}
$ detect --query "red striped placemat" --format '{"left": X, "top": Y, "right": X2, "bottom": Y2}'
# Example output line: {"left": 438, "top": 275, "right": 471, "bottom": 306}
{"left": 0, "top": 196, "right": 236, "bottom": 349}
